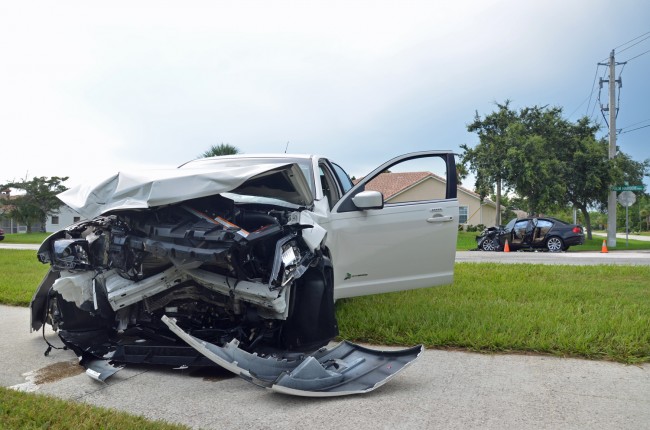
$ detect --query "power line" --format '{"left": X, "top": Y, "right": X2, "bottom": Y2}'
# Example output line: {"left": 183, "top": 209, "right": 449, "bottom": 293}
{"left": 571, "top": 64, "right": 603, "bottom": 119}
{"left": 619, "top": 118, "right": 650, "bottom": 129}
{"left": 603, "top": 31, "right": 650, "bottom": 53}
{"left": 618, "top": 34, "right": 650, "bottom": 54}
{"left": 623, "top": 48, "right": 650, "bottom": 63}
{"left": 594, "top": 66, "right": 608, "bottom": 123}
{"left": 619, "top": 124, "right": 650, "bottom": 135}
{"left": 599, "top": 31, "right": 650, "bottom": 62}
{"left": 615, "top": 31, "right": 650, "bottom": 50}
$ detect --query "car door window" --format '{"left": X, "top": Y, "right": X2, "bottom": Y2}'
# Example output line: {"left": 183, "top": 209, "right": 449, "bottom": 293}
{"left": 319, "top": 163, "right": 342, "bottom": 209}
{"left": 363, "top": 157, "right": 449, "bottom": 204}
{"left": 513, "top": 220, "right": 528, "bottom": 240}
{"left": 535, "top": 219, "right": 553, "bottom": 242}
{"left": 331, "top": 162, "right": 354, "bottom": 193}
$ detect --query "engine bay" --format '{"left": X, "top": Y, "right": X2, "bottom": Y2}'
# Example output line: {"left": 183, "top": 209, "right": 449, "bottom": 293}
{"left": 31, "top": 194, "right": 338, "bottom": 371}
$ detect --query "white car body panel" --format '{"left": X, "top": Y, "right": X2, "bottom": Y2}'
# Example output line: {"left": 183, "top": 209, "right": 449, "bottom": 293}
{"left": 57, "top": 151, "right": 458, "bottom": 300}
{"left": 324, "top": 151, "right": 458, "bottom": 298}
{"left": 326, "top": 198, "right": 458, "bottom": 299}
{"left": 58, "top": 162, "right": 310, "bottom": 219}
{"left": 30, "top": 150, "right": 458, "bottom": 396}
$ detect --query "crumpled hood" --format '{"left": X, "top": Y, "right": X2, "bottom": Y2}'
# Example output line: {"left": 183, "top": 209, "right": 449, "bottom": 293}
{"left": 59, "top": 162, "right": 312, "bottom": 219}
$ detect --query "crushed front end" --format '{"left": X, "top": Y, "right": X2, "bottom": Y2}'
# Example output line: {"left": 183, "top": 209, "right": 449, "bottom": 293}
{"left": 31, "top": 192, "right": 338, "bottom": 377}
{"left": 29, "top": 160, "right": 424, "bottom": 396}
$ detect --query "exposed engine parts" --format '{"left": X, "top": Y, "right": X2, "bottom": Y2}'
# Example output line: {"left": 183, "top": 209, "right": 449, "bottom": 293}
{"left": 31, "top": 194, "right": 338, "bottom": 370}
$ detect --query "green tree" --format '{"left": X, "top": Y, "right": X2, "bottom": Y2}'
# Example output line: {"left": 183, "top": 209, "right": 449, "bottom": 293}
{"left": 559, "top": 119, "right": 615, "bottom": 239}
{"left": 503, "top": 109, "right": 614, "bottom": 238}
{"left": 462, "top": 102, "right": 648, "bottom": 237}
{"left": 640, "top": 196, "right": 650, "bottom": 231}
{"left": 504, "top": 106, "right": 567, "bottom": 216}
{"left": 1, "top": 176, "right": 69, "bottom": 233}
{"left": 462, "top": 100, "right": 518, "bottom": 225}
{"left": 200, "top": 143, "right": 240, "bottom": 158}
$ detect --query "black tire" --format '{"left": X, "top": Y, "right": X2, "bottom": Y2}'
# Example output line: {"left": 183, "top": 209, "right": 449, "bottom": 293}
{"left": 546, "top": 236, "right": 564, "bottom": 252}
{"left": 481, "top": 237, "right": 497, "bottom": 252}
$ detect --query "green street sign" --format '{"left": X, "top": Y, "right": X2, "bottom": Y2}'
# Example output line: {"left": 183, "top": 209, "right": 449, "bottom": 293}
{"left": 611, "top": 185, "right": 645, "bottom": 191}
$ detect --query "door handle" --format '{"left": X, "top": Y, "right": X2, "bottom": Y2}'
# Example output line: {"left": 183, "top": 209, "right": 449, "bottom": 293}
{"left": 426, "top": 216, "right": 453, "bottom": 223}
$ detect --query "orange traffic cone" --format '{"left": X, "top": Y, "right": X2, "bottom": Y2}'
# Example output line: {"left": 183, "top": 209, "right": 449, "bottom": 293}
{"left": 504, "top": 240, "right": 510, "bottom": 253}
{"left": 601, "top": 240, "right": 608, "bottom": 253}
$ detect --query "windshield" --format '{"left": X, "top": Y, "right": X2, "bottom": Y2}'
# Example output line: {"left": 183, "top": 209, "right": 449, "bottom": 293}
{"left": 504, "top": 218, "right": 517, "bottom": 231}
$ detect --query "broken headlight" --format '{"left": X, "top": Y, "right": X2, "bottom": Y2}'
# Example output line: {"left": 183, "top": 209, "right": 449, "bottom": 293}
{"left": 274, "top": 240, "right": 307, "bottom": 288}
{"left": 51, "top": 239, "right": 91, "bottom": 270}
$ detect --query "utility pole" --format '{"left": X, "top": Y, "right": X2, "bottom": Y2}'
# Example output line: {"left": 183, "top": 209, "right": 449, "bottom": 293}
{"left": 600, "top": 50, "right": 621, "bottom": 248}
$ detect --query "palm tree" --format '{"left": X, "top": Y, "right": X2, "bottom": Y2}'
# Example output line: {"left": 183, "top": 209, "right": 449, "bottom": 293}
{"left": 200, "top": 143, "right": 240, "bottom": 158}
{"left": 640, "top": 200, "right": 650, "bottom": 231}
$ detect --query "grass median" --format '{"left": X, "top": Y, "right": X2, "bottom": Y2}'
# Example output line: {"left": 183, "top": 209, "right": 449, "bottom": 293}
{"left": 336, "top": 263, "right": 650, "bottom": 363}
{"left": 1, "top": 233, "right": 49, "bottom": 244}
{"left": 0, "top": 387, "right": 189, "bottom": 430}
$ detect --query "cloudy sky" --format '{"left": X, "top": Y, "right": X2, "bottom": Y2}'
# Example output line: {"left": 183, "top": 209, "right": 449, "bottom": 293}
{"left": 1, "top": 1, "right": 649, "bottom": 190}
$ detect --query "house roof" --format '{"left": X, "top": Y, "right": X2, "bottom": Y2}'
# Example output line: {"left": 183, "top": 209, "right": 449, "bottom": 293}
{"left": 362, "top": 172, "right": 432, "bottom": 199}
{"left": 357, "top": 171, "right": 495, "bottom": 207}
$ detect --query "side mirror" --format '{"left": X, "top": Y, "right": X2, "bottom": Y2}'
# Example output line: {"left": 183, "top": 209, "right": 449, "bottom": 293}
{"left": 351, "top": 191, "right": 384, "bottom": 210}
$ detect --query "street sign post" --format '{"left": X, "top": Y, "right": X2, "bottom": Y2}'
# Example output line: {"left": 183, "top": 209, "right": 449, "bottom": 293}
{"left": 611, "top": 185, "right": 645, "bottom": 191}
{"left": 617, "top": 191, "right": 637, "bottom": 247}
{"left": 617, "top": 191, "right": 636, "bottom": 207}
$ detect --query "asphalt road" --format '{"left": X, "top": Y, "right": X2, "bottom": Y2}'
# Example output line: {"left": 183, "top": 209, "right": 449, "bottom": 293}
{"left": 2, "top": 242, "right": 650, "bottom": 429}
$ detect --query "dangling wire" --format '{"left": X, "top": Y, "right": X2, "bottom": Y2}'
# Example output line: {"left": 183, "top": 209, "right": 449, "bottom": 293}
{"left": 41, "top": 289, "right": 67, "bottom": 356}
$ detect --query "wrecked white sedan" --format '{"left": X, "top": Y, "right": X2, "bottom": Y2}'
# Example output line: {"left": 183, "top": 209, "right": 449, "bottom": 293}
{"left": 30, "top": 151, "right": 458, "bottom": 396}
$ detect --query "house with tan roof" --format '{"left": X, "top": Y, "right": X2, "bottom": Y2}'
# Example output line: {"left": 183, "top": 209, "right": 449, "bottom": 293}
{"left": 362, "top": 171, "right": 497, "bottom": 227}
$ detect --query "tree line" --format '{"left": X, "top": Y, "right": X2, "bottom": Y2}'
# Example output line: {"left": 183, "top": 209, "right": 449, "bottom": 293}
{"left": 461, "top": 101, "right": 649, "bottom": 238}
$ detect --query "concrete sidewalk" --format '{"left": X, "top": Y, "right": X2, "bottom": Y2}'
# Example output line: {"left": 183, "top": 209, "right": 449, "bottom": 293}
{"left": 2, "top": 304, "right": 649, "bottom": 429}
{"left": 592, "top": 232, "right": 650, "bottom": 242}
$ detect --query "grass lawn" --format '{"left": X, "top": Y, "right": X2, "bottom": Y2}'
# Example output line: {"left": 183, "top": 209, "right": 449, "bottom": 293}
{"left": 0, "top": 250, "right": 49, "bottom": 306}
{"left": 0, "top": 387, "right": 188, "bottom": 430}
{"left": 2, "top": 233, "right": 50, "bottom": 244}
{"left": 337, "top": 263, "right": 650, "bottom": 363}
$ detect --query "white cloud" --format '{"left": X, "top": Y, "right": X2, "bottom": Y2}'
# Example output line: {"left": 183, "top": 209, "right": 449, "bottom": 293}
{"left": 0, "top": 0, "right": 648, "bottom": 189}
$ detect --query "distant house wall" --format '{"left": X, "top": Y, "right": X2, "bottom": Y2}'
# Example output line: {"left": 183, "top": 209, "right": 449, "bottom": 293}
{"left": 385, "top": 177, "right": 447, "bottom": 203}
{"left": 385, "top": 176, "right": 497, "bottom": 227}
{"left": 46, "top": 205, "right": 84, "bottom": 232}
{"left": 458, "top": 189, "right": 497, "bottom": 227}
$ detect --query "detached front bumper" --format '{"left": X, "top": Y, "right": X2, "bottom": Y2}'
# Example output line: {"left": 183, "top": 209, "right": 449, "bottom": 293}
{"left": 162, "top": 315, "right": 423, "bottom": 397}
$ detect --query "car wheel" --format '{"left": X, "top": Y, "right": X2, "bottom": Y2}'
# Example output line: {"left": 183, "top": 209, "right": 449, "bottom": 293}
{"left": 546, "top": 236, "right": 564, "bottom": 252}
{"left": 481, "top": 238, "right": 497, "bottom": 251}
